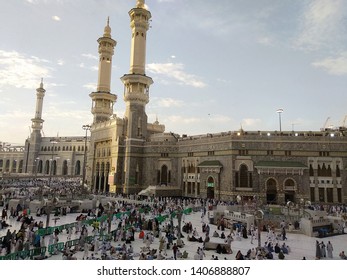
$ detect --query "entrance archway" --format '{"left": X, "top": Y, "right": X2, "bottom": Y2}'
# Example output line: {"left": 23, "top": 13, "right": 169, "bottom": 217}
{"left": 266, "top": 178, "right": 278, "bottom": 204}
{"left": 207, "top": 176, "right": 215, "bottom": 199}
{"left": 284, "top": 178, "right": 296, "bottom": 203}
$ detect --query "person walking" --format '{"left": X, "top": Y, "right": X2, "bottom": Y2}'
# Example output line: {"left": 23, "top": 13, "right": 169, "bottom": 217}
{"left": 172, "top": 243, "right": 178, "bottom": 260}
{"left": 320, "top": 241, "right": 326, "bottom": 258}
{"left": 327, "top": 241, "right": 333, "bottom": 258}
{"left": 315, "top": 240, "right": 321, "bottom": 260}
{"left": 83, "top": 242, "right": 90, "bottom": 260}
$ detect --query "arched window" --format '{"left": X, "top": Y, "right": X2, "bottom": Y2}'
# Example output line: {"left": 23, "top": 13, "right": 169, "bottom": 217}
{"left": 317, "top": 164, "right": 322, "bottom": 176}
{"left": 266, "top": 178, "right": 277, "bottom": 204}
{"left": 63, "top": 160, "right": 69, "bottom": 175}
{"left": 321, "top": 163, "right": 327, "bottom": 176}
{"left": 239, "top": 164, "right": 248, "bottom": 188}
{"left": 38, "top": 160, "right": 43, "bottom": 173}
{"left": 12, "top": 160, "right": 17, "bottom": 173}
{"left": 5, "top": 160, "right": 10, "bottom": 172}
{"left": 45, "top": 160, "right": 50, "bottom": 174}
{"left": 309, "top": 164, "right": 314, "bottom": 176}
{"left": 327, "top": 165, "right": 332, "bottom": 177}
{"left": 18, "top": 160, "right": 23, "bottom": 173}
{"left": 52, "top": 160, "right": 57, "bottom": 175}
{"left": 160, "top": 165, "right": 168, "bottom": 186}
{"left": 336, "top": 165, "right": 341, "bottom": 177}
{"left": 75, "top": 160, "right": 81, "bottom": 175}
{"left": 284, "top": 178, "right": 295, "bottom": 187}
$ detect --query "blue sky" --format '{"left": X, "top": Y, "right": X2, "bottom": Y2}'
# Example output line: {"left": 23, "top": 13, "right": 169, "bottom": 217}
{"left": 1, "top": 0, "right": 347, "bottom": 144}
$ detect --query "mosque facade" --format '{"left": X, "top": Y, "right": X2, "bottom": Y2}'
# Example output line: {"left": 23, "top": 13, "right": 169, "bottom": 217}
{"left": 1, "top": 0, "right": 347, "bottom": 206}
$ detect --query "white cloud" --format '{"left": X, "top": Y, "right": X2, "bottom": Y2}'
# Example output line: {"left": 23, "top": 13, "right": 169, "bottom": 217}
{"left": 241, "top": 118, "right": 262, "bottom": 128}
{"left": 257, "top": 36, "right": 274, "bottom": 46}
{"left": 147, "top": 63, "right": 206, "bottom": 88}
{"left": 294, "top": 0, "right": 347, "bottom": 51}
{"left": 0, "top": 50, "right": 51, "bottom": 89}
{"left": 152, "top": 97, "right": 184, "bottom": 108}
{"left": 82, "top": 53, "right": 98, "bottom": 60}
{"left": 45, "top": 105, "right": 89, "bottom": 120}
{"left": 83, "top": 83, "right": 96, "bottom": 91}
{"left": 52, "top": 15, "right": 61, "bottom": 21}
{"left": 312, "top": 52, "right": 347, "bottom": 75}
{"left": 57, "top": 59, "right": 65, "bottom": 66}
{"left": 166, "top": 115, "right": 201, "bottom": 125}
{"left": 209, "top": 114, "right": 232, "bottom": 123}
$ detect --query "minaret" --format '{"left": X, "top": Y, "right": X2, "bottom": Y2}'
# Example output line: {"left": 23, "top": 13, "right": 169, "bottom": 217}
{"left": 89, "top": 18, "right": 117, "bottom": 123}
{"left": 24, "top": 80, "right": 46, "bottom": 174}
{"left": 120, "top": 0, "right": 153, "bottom": 193}
{"left": 121, "top": 0, "right": 153, "bottom": 139}
{"left": 31, "top": 78, "right": 45, "bottom": 133}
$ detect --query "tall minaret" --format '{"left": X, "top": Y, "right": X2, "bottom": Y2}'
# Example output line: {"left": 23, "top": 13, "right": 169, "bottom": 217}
{"left": 24, "top": 79, "right": 46, "bottom": 174}
{"left": 121, "top": 0, "right": 153, "bottom": 193}
{"left": 121, "top": 0, "right": 153, "bottom": 139}
{"left": 90, "top": 18, "right": 117, "bottom": 123}
{"left": 31, "top": 78, "right": 45, "bottom": 133}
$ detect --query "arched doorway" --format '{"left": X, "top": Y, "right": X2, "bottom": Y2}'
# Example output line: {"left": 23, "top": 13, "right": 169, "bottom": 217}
{"left": 284, "top": 178, "right": 296, "bottom": 203}
{"left": 160, "top": 165, "right": 168, "bottom": 185}
{"left": 266, "top": 178, "right": 278, "bottom": 204}
{"left": 75, "top": 160, "right": 81, "bottom": 175}
{"left": 62, "top": 160, "right": 68, "bottom": 175}
{"left": 207, "top": 176, "right": 215, "bottom": 199}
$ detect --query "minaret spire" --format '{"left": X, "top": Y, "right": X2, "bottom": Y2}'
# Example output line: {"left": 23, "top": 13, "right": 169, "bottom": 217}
{"left": 103, "top": 17, "right": 111, "bottom": 38}
{"left": 136, "top": 0, "right": 145, "bottom": 8}
{"left": 89, "top": 17, "right": 117, "bottom": 123}
{"left": 31, "top": 79, "right": 45, "bottom": 133}
{"left": 121, "top": 0, "right": 153, "bottom": 137}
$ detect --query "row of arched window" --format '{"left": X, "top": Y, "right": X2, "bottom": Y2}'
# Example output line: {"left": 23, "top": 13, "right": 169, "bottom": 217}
{"left": 96, "top": 148, "right": 111, "bottom": 158}
{"left": 309, "top": 164, "right": 340, "bottom": 177}
{"left": 36, "top": 160, "right": 81, "bottom": 176}
{"left": 41, "top": 145, "right": 87, "bottom": 152}
{"left": 0, "top": 159, "right": 23, "bottom": 173}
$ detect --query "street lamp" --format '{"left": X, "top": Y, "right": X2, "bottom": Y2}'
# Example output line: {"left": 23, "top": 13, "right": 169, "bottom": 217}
{"left": 176, "top": 206, "right": 183, "bottom": 246}
{"left": 253, "top": 195, "right": 263, "bottom": 248}
{"left": 82, "top": 124, "right": 91, "bottom": 187}
{"left": 48, "top": 139, "right": 58, "bottom": 188}
{"left": 276, "top": 108, "right": 283, "bottom": 132}
{"left": 255, "top": 210, "right": 264, "bottom": 248}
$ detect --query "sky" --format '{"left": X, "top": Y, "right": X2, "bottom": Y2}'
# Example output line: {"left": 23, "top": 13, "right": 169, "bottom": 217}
{"left": 1, "top": 0, "right": 347, "bottom": 145}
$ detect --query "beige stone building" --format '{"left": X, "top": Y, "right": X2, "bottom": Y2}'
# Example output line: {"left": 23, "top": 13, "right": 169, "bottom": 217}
{"left": 1, "top": 0, "right": 347, "bottom": 205}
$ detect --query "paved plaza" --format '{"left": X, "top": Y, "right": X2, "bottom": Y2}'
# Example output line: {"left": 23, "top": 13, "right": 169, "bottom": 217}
{"left": 1, "top": 198, "right": 346, "bottom": 261}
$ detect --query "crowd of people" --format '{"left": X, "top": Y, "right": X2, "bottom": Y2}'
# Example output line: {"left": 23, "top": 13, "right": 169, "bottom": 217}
{"left": 0, "top": 178, "right": 346, "bottom": 260}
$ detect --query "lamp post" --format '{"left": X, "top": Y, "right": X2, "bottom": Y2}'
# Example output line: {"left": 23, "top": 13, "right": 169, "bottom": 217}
{"left": 82, "top": 124, "right": 91, "bottom": 187}
{"left": 48, "top": 139, "right": 58, "bottom": 189}
{"left": 255, "top": 210, "right": 264, "bottom": 248}
{"left": 237, "top": 195, "right": 244, "bottom": 212}
{"left": 276, "top": 108, "right": 283, "bottom": 132}
{"left": 254, "top": 195, "right": 263, "bottom": 248}
{"left": 176, "top": 206, "right": 183, "bottom": 246}
{"left": 34, "top": 157, "right": 40, "bottom": 192}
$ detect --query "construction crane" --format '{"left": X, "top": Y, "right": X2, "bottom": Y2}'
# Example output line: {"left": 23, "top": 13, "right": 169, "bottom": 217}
{"left": 320, "top": 117, "right": 330, "bottom": 131}
{"left": 339, "top": 115, "right": 347, "bottom": 131}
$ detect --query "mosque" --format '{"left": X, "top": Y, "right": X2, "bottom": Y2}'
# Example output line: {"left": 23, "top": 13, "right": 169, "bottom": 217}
{"left": 1, "top": 0, "right": 347, "bottom": 206}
